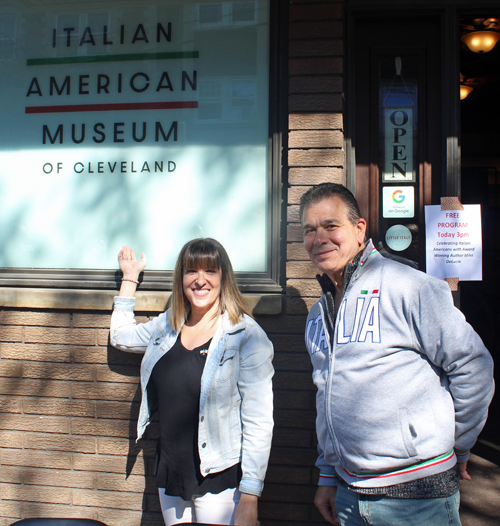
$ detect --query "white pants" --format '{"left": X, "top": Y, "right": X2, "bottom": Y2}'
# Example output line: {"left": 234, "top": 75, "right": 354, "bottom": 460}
{"left": 158, "top": 487, "right": 241, "bottom": 525}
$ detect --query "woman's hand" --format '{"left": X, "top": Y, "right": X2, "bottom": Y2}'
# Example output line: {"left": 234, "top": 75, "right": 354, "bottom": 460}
{"left": 234, "top": 493, "right": 259, "bottom": 526}
{"left": 118, "top": 246, "right": 147, "bottom": 296}
{"left": 118, "top": 245, "right": 147, "bottom": 277}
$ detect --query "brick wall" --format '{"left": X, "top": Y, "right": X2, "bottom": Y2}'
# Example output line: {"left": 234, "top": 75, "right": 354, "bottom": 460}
{"left": 0, "top": 1, "right": 345, "bottom": 525}
{"left": 0, "top": 309, "right": 162, "bottom": 526}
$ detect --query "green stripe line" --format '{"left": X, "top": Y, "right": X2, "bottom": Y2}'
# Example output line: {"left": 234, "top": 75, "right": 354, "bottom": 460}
{"left": 349, "top": 449, "right": 455, "bottom": 478}
{"left": 27, "top": 51, "right": 199, "bottom": 66}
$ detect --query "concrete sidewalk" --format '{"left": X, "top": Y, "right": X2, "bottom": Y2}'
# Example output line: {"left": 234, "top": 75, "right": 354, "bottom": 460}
{"left": 460, "top": 453, "right": 500, "bottom": 526}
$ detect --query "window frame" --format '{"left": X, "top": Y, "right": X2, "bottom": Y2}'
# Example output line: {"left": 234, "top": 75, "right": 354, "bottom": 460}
{"left": 0, "top": 0, "right": 287, "bottom": 294}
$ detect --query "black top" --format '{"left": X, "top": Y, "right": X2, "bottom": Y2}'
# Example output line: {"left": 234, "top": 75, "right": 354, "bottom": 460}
{"left": 148, "top": 334, "right": 241, "bottom": 500}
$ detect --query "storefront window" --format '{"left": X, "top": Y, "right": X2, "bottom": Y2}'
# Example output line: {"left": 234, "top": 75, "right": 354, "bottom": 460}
{"left": 0, "top": 0, "right": 276, "bottom": 286}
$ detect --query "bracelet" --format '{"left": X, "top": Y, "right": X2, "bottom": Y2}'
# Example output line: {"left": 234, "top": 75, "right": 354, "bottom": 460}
{"left": 121, "top": 278, "right": 139, "bottom": 284}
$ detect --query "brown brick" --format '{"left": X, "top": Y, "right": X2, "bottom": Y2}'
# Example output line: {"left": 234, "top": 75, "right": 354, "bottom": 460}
{"left": 73, "top": 346, "right": 142, "bottom": 366}
{"left": 0, "top": 465, "right": 94, "bottom": 489}
{"left": 290, "top": 3, "right": 341, "bottom": 22}
{"left": 0, "top": 360, "right": 22, "bottom": 378}
{"left": 24, "top": 433, "right": 96, "bottom": 454}
{"left": 272, "top": 427, "right": 315, "bottom": 448}
{"left": 256, "top": 315, "right": 306, "bottom": 335}
{"left": 290, "top": 75, "right": 343, "bottom": 94}
{"left": 269, "top": 334, "right": 308, "bottom": 354}
{"left": 0, "top": 343, "right": 73, "bottom": 362}
{"left": 143, "top": 492, "right": 162, "bottom": 513}
{"left": 259, "top": 500, "right": 310, "bottom": 521}
{"left": 288, "top": 223, "right": 304, "bottom": 243}
{"left": 97, "top": 437, "right": 152, "bottom": 456}
{"left": 96, "top": 472, "right": 149, "bottom": 493}
{"left": 274, "top": 389, "right": 312, "bottom": 409}
{"left": 24, "top": 327, "right": 96, "bottom": 346}
{"left": 273, "top": 371, "right": 315, "bottom": 391}
{"left": 285, "top": 297, "right": 318, "bottom": 315}
{"left": 71, "top": 418, "right": 132, "bottom": 438}
{"left": 264, "top": 482, "right": 317, "bottom": 503}
{"left": 73, "top": 488, "right": 144, "bottom": 510}
{"left": 23, "top": 362, "right": 94, "bottom": 382}
{"left": 72, "top": 347, "right": 107, "bottom": 364}
{"left": 0, "top": 326, "right": 23, "bottom": 342}
{"left": 270, "top": 446, "right": 318, "bottom": 466}
{"left": 22, "top": 398, "right": 95, "bottom": 418}
{"left": 287, "top": 243, "right": 309, "bottom": 261}
{"left": 0, "top": 500, "right": 21, "bottom": 520}
{"left": 1, "top": 448, "right": 72, "bottom": 469}
{"left": 273, "top": 352, "right": 312, "bottom": 373}
{"left": 288, "top": 166, "right": 344, "bottom": 185}
{"left": 287, "top": 278, "right": 321, "bottom": 297}
{"left": 287, "top": 261, "right": 319, "bottom": 279}
{"left": 289, "top": 57, "right": 342, "bottom": 76}
{"left": 0, "top": 414, "right": 70, "bottom": 434}
{"left": 289, "top": 113, "right": 343, "bottom": 130}
{"left": 73, "top": 453, "right": 147, "bottom": 476}
{"left": 0, "top": 378, "right": 71, "bottom": 398}
{"left": 20, "top": 503, "right": 99, "bottom": 520}
{"left": 289, "top": 20, "right": 343, "bottom": 40}
{"left": 98, "top": 509, "right": 161, "bottom": 526}
{"left": 72, "top": 313, "right": 111, "bottom": 328}
{"left": 0, "top": 430, "right": 23, "bottom": 449}
{"left": 288, "top": 205, "right": 300, "bottom": 223}
{"left": 265, "top": 465, "right": 312, "bottom": 485}
{"left": 0, "top": 399, "right": 21, "bottom": 413}
{"left": 289, "top": 147, "right": 344, "bottom": 167}
{"left": 95, "top": 365, "right": 140, "bottom": 383}
{"left": 275, "top": 408, "right": 316, "bottom": 429}
{"left": 288, "top": 185, "right": 313, "bottom": 205}
{"left": 71, "top": 382, "right": 139, "bottom": 402}
{"left": 289, "top": 39, "right": 343, "bottom": 58}
{"left": 289, "top": 130, "right": 343, "bottom": 149}
{"left": 0, "top": 311, "right": 71, "bottom": 327}
{"left": 97, "top": 329, "right": 110, "bottom": 346}
{"left": 96, "top": 400, "right": 139, "bottom": 420}
{"left": 289, "top": 93, "right": 343, "bottom": 113}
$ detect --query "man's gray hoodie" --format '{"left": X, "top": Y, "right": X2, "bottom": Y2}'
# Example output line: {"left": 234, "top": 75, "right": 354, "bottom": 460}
{"left": 305, "top": 240, "right": 494, "bottom": 488}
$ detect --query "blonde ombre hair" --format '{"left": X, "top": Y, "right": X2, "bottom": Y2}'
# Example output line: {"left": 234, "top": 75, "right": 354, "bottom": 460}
{"left": 169, "top": 238, "right": 251, "bottom": 331}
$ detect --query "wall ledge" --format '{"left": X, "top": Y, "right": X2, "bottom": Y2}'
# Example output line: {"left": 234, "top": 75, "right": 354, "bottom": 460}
{"left": 0, "top": 287, "right": 282, "bottom": 315}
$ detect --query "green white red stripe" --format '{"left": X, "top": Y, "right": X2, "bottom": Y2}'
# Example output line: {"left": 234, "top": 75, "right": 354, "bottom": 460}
{"left": 342, "top": 449, "right": 455, "bottom": 480}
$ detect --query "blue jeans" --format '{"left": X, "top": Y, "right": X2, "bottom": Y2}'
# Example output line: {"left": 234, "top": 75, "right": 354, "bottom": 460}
{"left": 335, "top": 484, "right": 461, "bottom": 526}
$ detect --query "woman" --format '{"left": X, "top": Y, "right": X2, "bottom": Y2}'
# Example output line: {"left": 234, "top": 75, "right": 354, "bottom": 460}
{"left": 110, "top": 238, "right": 274, "bottom": 526}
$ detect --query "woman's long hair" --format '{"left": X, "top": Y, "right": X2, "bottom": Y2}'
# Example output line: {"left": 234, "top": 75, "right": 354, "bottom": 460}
{"left": 169, "top": 238, "right": 250, "bottom": 331}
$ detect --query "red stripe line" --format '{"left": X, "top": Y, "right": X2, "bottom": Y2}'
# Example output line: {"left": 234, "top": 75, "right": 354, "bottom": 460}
{"left": 343, "top": 452, "right": 455, "bottom": 480}
{"left": 25, "top": 101, "right": 198, "bottom": 114}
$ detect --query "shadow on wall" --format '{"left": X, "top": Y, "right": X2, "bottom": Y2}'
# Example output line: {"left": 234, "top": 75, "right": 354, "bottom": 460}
{"left": 106, "top": 315, "right": 164, "bottom": 526}
{"left": 253, "top": 288, "right": 327, "bottom": 525}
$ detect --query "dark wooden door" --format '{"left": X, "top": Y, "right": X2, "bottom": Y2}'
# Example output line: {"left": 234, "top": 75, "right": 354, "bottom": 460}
{"left": 349, "top": 14, "right": 444, "bottom": 269}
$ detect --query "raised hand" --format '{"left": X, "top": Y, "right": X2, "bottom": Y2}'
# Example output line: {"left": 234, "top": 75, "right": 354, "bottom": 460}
{"left": 118, "top": 245, "right": 147, "bottom": 279}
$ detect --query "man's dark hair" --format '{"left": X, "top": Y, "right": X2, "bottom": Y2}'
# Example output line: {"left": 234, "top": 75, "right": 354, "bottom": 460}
{"left": 299, "top": 183, "right": 362, "bottom": 226}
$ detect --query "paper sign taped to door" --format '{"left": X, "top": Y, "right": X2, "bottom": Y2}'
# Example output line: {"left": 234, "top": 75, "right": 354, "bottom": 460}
{"left": 425, "top": 204, "right": 482, "bottom": 281}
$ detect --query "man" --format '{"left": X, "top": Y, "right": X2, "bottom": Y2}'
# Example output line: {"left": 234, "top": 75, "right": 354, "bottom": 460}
{"left": 301, "top": 183, "right": 494, "bottom": 526}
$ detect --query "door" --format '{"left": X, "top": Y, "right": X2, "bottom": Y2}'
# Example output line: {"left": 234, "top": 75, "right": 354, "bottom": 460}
{"left": 348, "top": 13, "right": 444, "bottom": 269}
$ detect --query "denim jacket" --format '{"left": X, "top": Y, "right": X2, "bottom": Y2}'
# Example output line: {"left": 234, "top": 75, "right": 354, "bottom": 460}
{"left": 110, "top": 296, "right": 274, "bottom": 496}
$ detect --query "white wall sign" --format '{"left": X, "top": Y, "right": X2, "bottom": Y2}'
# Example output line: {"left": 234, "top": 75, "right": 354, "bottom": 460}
{"left": 425, "top": 205, "right": 482, "bottom": 280}
{"left": 0, "top": 0, "right": 270, "bottom": 272}
{"left": 382, "top": 186, "right": 415, "bottom": 218}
